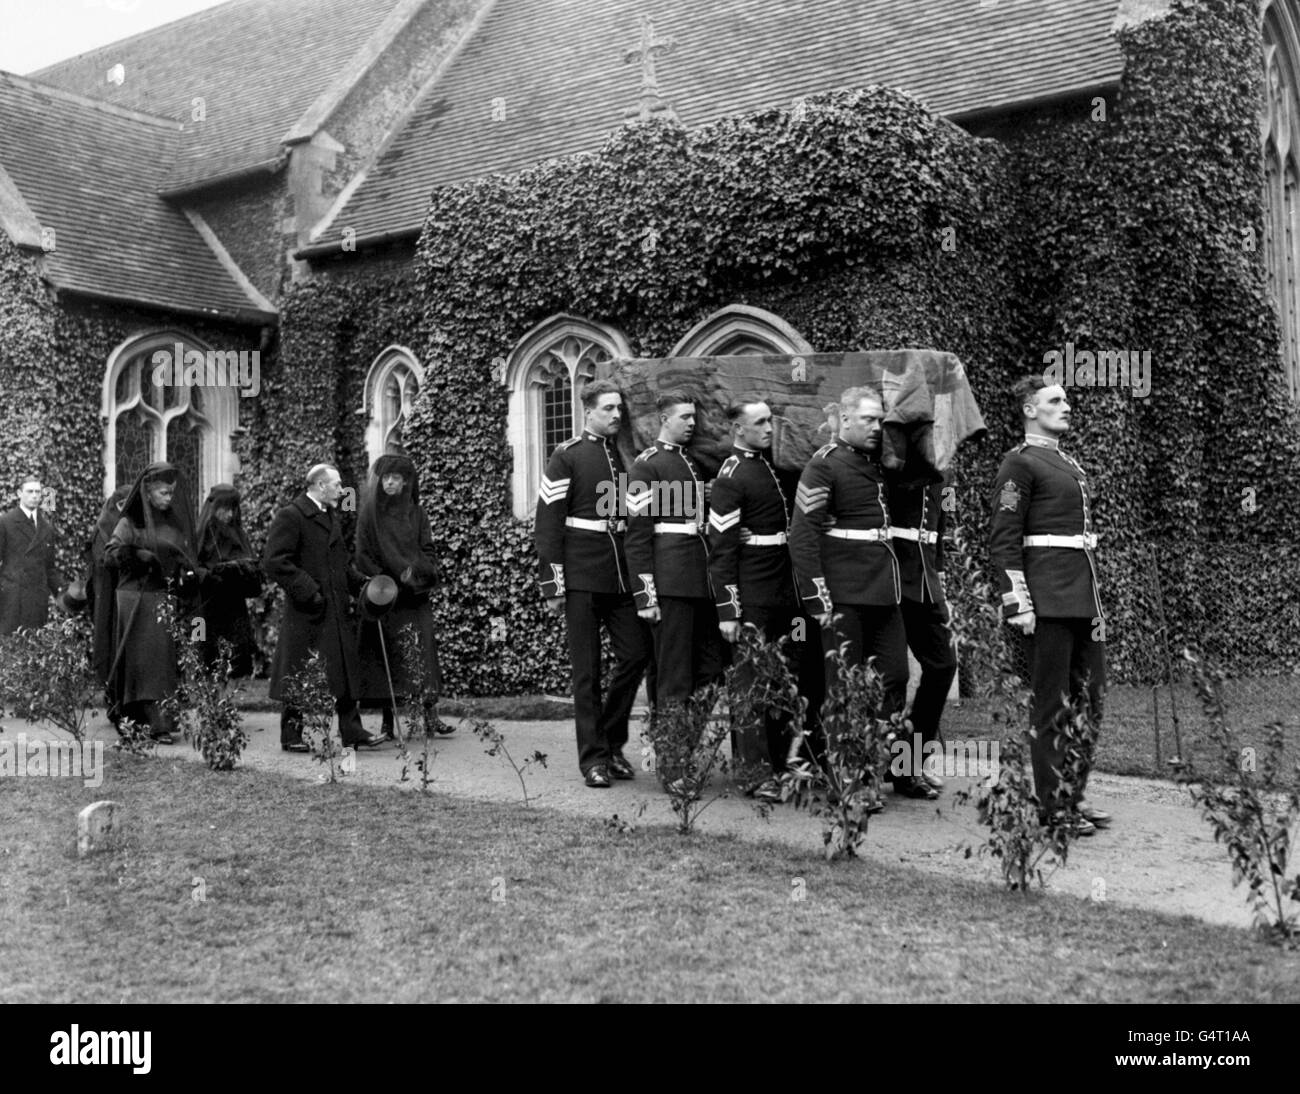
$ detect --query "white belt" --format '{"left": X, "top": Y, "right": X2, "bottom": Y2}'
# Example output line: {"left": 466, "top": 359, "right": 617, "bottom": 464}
{"left": 741, "top": 531, "right": 787, "bottom": 547}
{"left": 654, "top": 522, "right": 703, "bottom": 536}
{"left": 890, "top": 527, "right": 938, "bottom": 545}
{"left": 566, "top": 516, "right": 626, "bottom": 533}
{"left": 1023, "top": 533, "right": 1098, "bottom": 549}
{"left": 825, "top": 528, "right": 889, "bottom": 542}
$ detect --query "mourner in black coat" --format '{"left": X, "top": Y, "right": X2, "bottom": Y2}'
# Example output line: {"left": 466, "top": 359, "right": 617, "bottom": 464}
{"left": 355, "top": 452, "right": 451, "bottom": 737}
{"left": 85, "top": 485, "right": 130, "bottom": 722}
{"left": 0, "top": 477, "right": 62, "bottom": 635}
{"left": 105, "top": 463, "right": 200, "bottom": 741}
{"left": 264, "top": 463, "right": 383, "bottom": 751}
{"left": 196, "top": 484, "right": 262, "bottom": 679}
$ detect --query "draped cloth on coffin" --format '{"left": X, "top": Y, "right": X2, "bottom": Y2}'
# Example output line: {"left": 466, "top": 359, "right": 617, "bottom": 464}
{"left": 604, "top": 350, "right": 987, "bottom": 482}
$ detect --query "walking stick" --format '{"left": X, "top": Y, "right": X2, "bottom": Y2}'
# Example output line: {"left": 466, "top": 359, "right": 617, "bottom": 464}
{"left": 376, "top": 622, "right": 405, "bottom": 747}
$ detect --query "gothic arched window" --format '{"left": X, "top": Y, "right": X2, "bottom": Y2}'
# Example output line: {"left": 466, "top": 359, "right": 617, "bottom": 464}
{"left": 670, "top": 304, "right": 814, "bottom": 357}
{"left": 504, "top": 315, "right": 632, "bottom": 519}
{"left": 101, "top": 331, "right": 241, "bottom": 504}
{"left": 1263, "top": 1, "right": 1300, "bottom": 400}
{"left": 362, "top": 347, "right": 425, "bottom": 464}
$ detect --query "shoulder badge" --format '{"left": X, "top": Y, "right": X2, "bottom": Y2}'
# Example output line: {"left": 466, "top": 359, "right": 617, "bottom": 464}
{"left": 998, "top": 480, "right": 1020, "bottom": 513}
{"left": 719, "top": 455, "right": 740, "bottom": 478}
{"left": 558, "top": 437, "right": 581, "bottom": 451}
{"left": 635, "top": 446, "right": 657, "bottom": 463}
{"left": 812, "top": 441, "right": 837, "bottom": 460}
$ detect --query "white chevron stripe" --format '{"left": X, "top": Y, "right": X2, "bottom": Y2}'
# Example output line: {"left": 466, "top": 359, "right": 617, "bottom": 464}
{"left": 538, "top": 475, "right": 570, "bottom": 504}
{"left": 796, "top": 484, "right": 829, "bottom": 514}
{"left": 626, "top": 488, "right": 653, "bottom": 515}
{"left": 709, "top": 509, "right": 741, "bottom": 533}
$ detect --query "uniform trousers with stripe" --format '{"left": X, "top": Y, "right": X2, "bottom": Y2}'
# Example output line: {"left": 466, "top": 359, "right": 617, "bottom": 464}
{"left": 821, "top": 604, "right": 909, "bottom": 719}
{"left": 730, "top": 604, "right": 825, "bottom": 777}
{"left": 565, "top": 590, "right": 651, "bottom": 775}
{"left": 1018, "top": 617, "right": 1105, "bottom": 812}
{"left": 900, "top": 595, "right": 958, "bottom": 753}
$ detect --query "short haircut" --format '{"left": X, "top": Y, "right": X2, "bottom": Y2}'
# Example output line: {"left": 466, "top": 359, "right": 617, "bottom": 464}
{"left": 305, "top": 463, "right": 338, "bottom": 488}
{"left": 1013, "top": 374, "right": 1049, "bottom": 418}
{"left": 18, "top": 476, "right": 41, "bottom": 489}
{"left": 840, "top": 386, "right": 881, "bottom": 417}
{"left": 657, "top": 389, "right": 694, "bottom": 415}
{"left": 580, "top": 379, "right": 621, "bottom": 409}
{"left": 726, "top": 396, "right": 767, "bottom": 423}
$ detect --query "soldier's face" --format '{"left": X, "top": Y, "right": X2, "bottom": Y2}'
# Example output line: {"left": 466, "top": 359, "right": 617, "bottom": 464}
{"left": 1027, "top": 384, "right": 1071, "bottom": 434}
{"left": 735, "top": 403, "right": 773, "bottom": 450}
{"left": 18, "top": 481, "right": 41, "bottom": 509}
{"left": 840, "top": 396, "right": 883, "bottom": 452}
{"left": 661, "top": 403, "right": 695, "bottom": 445}
{"left": 586, "top": 395, "right": 623, "bottom": 437}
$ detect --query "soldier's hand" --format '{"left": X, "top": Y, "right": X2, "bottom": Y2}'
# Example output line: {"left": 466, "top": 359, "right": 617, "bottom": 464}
{"left": 1007, "top": 610, "right": 1036, "bottom": 635}
{"left": 718, "top": 620, "right": 741, "bottom": 644}
{"left": 544, "top": 597, "right": 564, "bottom": 615}
{"left": 638, "top": 606, "right": 660, "bottom": 624}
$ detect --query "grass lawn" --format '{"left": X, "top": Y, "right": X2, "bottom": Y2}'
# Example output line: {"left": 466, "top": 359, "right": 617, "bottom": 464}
{"left": 944, "top": 677, "right": 1300, "bottom": 782}
{"left": 2, "top": 754, "right": 1297, "bottom": 1003}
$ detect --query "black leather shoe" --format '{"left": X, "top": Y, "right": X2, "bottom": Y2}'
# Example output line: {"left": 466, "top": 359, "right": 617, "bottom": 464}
{"left": 348, "top": 733, "right": 388, "bottom": 750}
{"left": 585, "top": 765, "right": 612, "bottom": 788}
{"left": 607, "top": 753, "right": 635, "bottom": 780}
{"left": 428, "top": 716, "right": 457, "bottom": 736}
{"left": 893, "top": 775, "right": 939, "bottom": 801}
{"left": 1079, "top": 803, "right": 1112, "bottom": 828}
{"left": 281, "top": 742, "right": 309, "bottom": 753}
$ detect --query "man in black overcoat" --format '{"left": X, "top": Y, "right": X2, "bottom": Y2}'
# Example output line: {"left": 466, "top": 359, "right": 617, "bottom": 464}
{"left": 0, "top": 477, "right": 61, "bottom": 636}
{"left": 264, "top": 463, "right": 384, "bottom": 751}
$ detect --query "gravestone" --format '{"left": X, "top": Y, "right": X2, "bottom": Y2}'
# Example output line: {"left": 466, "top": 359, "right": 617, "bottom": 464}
{"left": 77, "top": 800, "right": 122, "bottom": 856}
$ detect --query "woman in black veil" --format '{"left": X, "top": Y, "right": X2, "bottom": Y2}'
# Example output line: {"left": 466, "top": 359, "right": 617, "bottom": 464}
{"left": 196, "top": 484, "right": 262, "bottom": 678}
{"left": 85, "top": 484, "right": 131, "bottom": 726}
{"left": 355, "top": 452, "right": 452, "bottom": 738}
{"left": 105, "top": 462, "right": 200, "bottom": 742}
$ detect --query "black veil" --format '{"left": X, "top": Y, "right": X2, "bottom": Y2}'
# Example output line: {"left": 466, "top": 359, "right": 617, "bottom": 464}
{"left": 116, "top": 461, "right": 199, "bottom": 581}
{"left": 357, "top": 452, "right": 436, "bottom": 588}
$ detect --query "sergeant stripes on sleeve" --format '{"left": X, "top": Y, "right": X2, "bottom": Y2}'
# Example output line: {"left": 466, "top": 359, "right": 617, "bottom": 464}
{"left": 708, "top": 508, "right": 741, "bottom": 534}
{"left": 538, "top": 475, "right": 570, "bottom": 505}
{"left": 795, "top": 483, "right": 829, "bottom": 514}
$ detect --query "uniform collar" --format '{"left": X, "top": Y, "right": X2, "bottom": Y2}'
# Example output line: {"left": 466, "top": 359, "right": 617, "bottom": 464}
{"left": 1023, "top": 434, "right": 1060, "bottom": 450}
{"left": 657, "top": 439, "right": 688, "bottom": 453}
{"left": 731, "top": 444, "right": 762, "bottom": 460}
{"left": 583, "top": 430, "right": 610, "bottom": 444}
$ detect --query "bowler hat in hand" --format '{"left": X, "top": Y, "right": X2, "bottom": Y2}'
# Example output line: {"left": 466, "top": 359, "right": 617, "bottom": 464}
{"left": 358, "top": 574, "right": 398, "bottom": 619}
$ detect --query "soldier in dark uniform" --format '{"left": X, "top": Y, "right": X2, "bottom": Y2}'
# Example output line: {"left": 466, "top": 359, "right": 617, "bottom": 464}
{"left": 789, "top": 387, "right": 935, "bottom": 800}
{"left": 535, "top": 380, "right": 651, "bottom": 789}
{"left": 889, "top": 472, "right": 957, "bottom": 790}
{"left": 709, "top": 398, "right": 823, "bottom": 801}
{"left": 989, "top": 376, "right": 1110, "bottom": 835}
{"left": 626, "top": 390, "right": 726, "bottom": 715}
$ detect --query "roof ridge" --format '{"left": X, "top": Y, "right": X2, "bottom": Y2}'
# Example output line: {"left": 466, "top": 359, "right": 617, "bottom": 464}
{"left": 282, "top": 0, "right": 431, "bottom": 145}
{"left": 28, "top": 0, "right": 245, "bottom": 79}
{"left": 305, "top": 0, "right": 503, "bottom": 248}
{"left": 0, "top": 71, "right": 181, "bottom": 129}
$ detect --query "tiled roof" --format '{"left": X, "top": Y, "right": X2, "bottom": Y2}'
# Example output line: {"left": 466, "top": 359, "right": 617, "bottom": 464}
{"left": 30, "top": 0, "right": 409, "bottom": 193}
{"left": 0, "top": 73, "right": 272, "bottom": 320}
{"left": 317, "top": 0, "right": 1125, "bottom": 250}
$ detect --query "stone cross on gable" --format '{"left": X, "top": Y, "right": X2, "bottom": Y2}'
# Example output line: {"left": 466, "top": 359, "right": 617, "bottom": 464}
{"left": 622, "top": 14, "right": 677, "bottom": 122}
